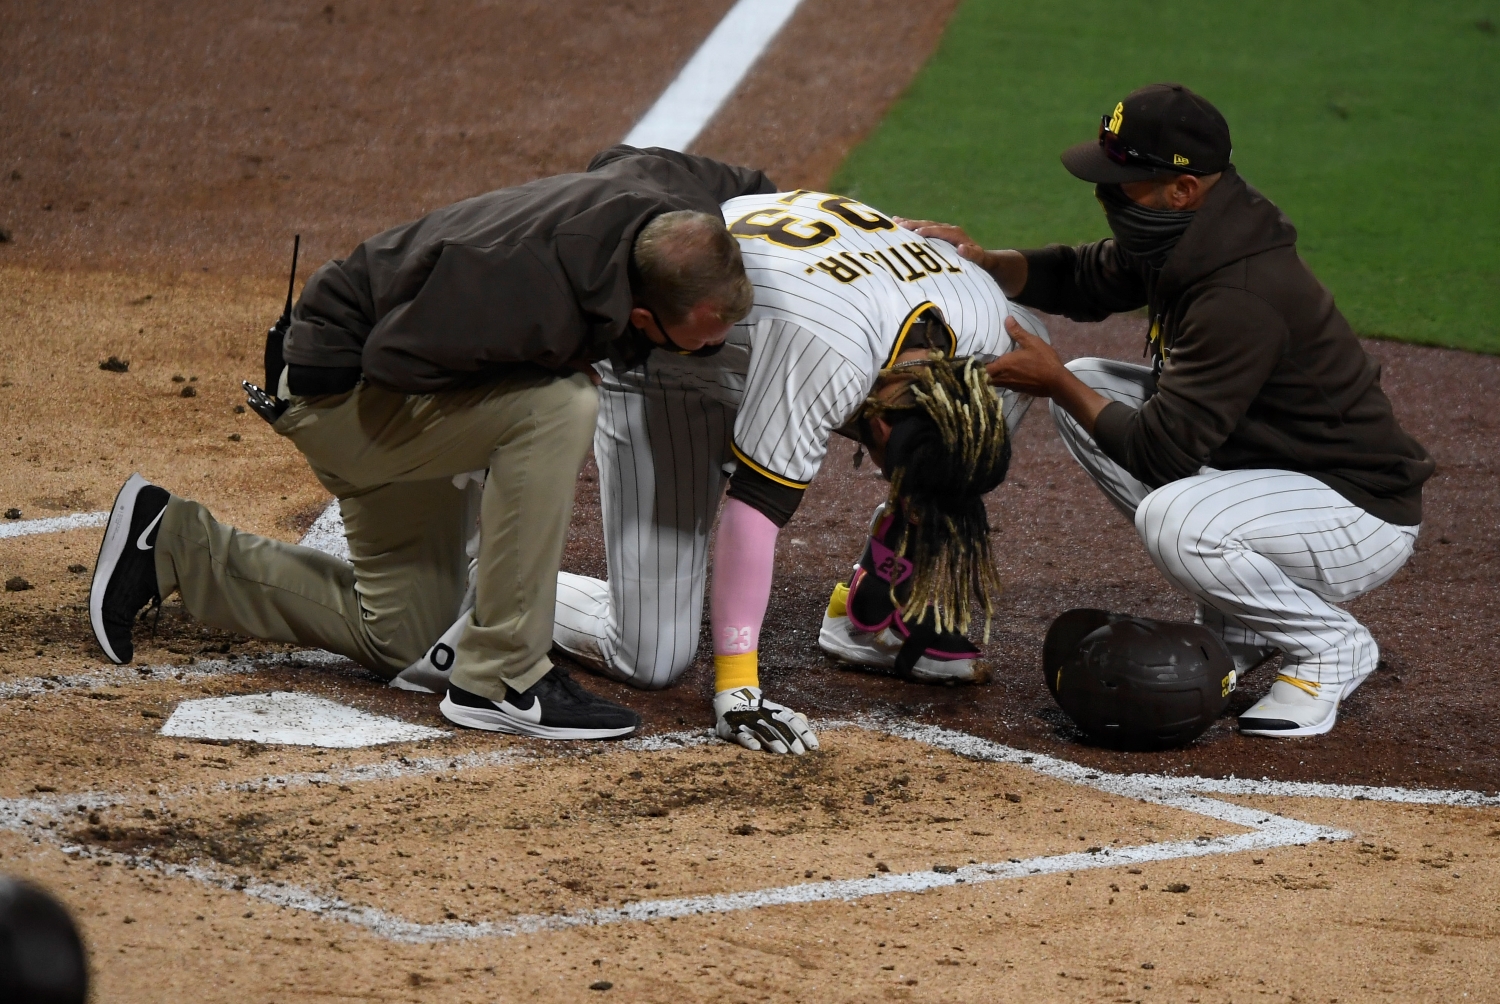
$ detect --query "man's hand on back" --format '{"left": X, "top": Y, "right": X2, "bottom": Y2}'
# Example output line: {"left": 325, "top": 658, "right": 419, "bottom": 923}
{"left": 893, "top": 218, "right": 1029, "bottom": 297}
{"left": 894, "top": 218, "right": 987, "bottom": 262}
{"left": 987, "top": 316, "right": 1071, "bottom": 396}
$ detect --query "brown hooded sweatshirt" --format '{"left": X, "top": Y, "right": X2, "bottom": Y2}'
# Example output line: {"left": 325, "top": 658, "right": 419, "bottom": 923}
{"left": 1015, "top": 166, "right": 1432, "bottom": 526}
{"left": 283, "top": 145, "right": 774, "bottom": 394}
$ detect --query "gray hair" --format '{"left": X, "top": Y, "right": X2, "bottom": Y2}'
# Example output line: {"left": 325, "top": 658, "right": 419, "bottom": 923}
{"left": 631, "top": 210, "right": 753, "bottom": 325}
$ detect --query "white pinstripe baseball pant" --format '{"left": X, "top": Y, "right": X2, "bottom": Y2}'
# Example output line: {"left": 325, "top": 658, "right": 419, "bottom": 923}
{"left": 1053, "top": 357, "right": 1420, "bottom": 689}
{"left": 553, "top": 347, "right": 748, "bottom": 690}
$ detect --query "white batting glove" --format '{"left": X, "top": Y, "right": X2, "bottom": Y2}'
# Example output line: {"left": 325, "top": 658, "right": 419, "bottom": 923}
{"left": 713, "top": 687, "right": 819, "bottom": 755}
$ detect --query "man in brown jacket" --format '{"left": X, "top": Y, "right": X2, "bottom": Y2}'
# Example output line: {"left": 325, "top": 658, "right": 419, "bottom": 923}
{"left": 89, "top": 146, "right": 775, "bottom": 741}
{"left": 905, "top": 84, "right": 1432, "bottom": 738}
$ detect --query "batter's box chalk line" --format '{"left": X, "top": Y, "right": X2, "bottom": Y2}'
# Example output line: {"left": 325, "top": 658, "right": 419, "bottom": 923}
{"left": 0, "top": 502, "right": 364, "bottom": 701}
{"left": 7, "top": 646, "right": 1496, "bottom": 811}
{"left": 298, "top": 500, "right": 350, "bottom": 560}
{"left": 15, "top": 719, "right": 1487, "bottom": 945}
{"left": 0, "top": 511, "right": 109, "bottom": 540}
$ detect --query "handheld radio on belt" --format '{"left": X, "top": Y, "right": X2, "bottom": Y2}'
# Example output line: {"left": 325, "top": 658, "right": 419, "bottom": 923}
{"left": 242, "top": 234, "right": 299, "bottom": 424}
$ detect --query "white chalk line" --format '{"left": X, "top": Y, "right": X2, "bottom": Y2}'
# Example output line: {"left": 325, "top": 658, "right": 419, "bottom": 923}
{"left": 2, "top": 721, "right": 1362, "bottom": 943}
{"left": 873, "top": 720, "right": 1500, "bottom": 810}
{"left": 1, "top": 496, "right": 344, "bottom": 550}
{"left": 298, "top": 501, "right": 349, "bottom": 560}
{"left": 5, "top": 649, "right": 1495, "bottom": 810}
{"left": 224, "top": 727, "right": 716, "bottom": 796}
{"left": 0, "top": 730, "right": 716, "bottom": 826}
{"left": 622, "top": 0, "right": 805, "bottom": 152}
{"left": 0, "top": 510, "right": 109, "bottom": 540}
{"left": 50, "top": 820, "right": 1329, "bottom": 945}
{"left": 0, "top": 500, "right": 344, "bottom": 552}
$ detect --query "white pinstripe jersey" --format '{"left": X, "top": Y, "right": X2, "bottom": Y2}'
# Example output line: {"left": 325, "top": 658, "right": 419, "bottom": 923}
{"left": 721, "top": 191, "right": 1015, "bottom": 489}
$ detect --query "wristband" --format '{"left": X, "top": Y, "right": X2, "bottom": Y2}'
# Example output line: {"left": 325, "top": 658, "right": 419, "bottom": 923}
{"left": 714, "top": 651, "right": 759, "bottom": 693}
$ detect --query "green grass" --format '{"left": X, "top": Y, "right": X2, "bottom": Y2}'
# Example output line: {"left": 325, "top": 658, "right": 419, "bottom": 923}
{"left": 831, "top": 1, "right": 1500, "bottom": 353}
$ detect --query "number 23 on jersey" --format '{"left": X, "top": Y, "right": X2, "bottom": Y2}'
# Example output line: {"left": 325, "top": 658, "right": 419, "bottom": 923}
{"left": 728, "top": 191, "right": 965, "bottom": 286}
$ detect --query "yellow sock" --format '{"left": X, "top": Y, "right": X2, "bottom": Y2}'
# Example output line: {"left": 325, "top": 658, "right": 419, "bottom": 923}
{"left": 826, "top": 581, "right": 849, "bottom": 619}
{"left": 714, "top": 651, "right": 759, "bottom": 692}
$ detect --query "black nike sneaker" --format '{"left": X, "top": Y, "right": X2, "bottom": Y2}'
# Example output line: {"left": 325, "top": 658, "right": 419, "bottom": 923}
{"left": 90, "top": 474, "right": 169, "bottom": 664}
{"left": 439, "top": 669, "right": 640, "bottom": 739}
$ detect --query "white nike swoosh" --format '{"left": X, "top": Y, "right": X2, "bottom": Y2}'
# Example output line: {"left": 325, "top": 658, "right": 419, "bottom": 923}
{"left": 136, "top": 507, "right": 165, "bottom": 550}
{"left": 500, "top": 694, "right": 542, "bottom": 725}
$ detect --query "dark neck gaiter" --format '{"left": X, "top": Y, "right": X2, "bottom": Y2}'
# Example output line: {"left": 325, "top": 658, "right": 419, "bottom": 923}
{"left": 1096, "top": 183, "right": 1196, "bottom": 271}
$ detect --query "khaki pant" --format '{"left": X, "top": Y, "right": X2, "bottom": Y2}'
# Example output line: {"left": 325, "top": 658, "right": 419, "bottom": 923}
{"left": 154, "top": 368, "right": 598, "bottom": 699}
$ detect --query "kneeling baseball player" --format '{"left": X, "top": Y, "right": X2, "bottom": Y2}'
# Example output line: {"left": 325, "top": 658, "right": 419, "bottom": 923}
{"left": 381, "top": 189, "right": 1050, "bottom": 750}
{"left": 390, "top": 188, "right": 1045, "bottom": 752}
{"left": 552, "top": 190, "right": 1046, "bottom": 752}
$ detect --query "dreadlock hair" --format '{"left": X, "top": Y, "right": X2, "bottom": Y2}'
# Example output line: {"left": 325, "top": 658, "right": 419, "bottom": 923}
{"left": 864, "top": 354, "right": 1011, "bottom": 640}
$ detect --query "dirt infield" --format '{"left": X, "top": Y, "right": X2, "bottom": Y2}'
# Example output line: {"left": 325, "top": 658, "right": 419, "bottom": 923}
{"left": 3, "top": 716, "right": 1497, "bottom": 1002}
{"left": 3, "top": 1, "right": 1498, "bottom": 1001}
{"left": 1, "top": 0, "right": 959, "bottom": 278}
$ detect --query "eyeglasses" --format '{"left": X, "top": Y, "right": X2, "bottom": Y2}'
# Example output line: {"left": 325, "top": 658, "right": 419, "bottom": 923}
{"left": 1098, "top": 116, "right": 1207, "bottom": 175}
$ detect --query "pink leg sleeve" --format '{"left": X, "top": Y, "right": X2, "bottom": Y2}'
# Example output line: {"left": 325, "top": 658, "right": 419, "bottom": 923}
{"left": 710, "top": 498, "right": 780, "bottom": 656}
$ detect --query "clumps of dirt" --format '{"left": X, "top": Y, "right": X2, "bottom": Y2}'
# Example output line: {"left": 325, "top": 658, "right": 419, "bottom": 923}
{"left": 0, "top": 601, "right": 254, "bottom": 664}
{"left": 32, "top": 487, "right": 91, "bottom": 512}
{"left": 98, "top": 356, "right": 130, "bottom": 373}
{"left": 46, "top": 730, "right": 1231, "bottom": 929}
{"left": 568, "top": 749, "right": 926, "bottom": 832}
{"left": 68, "top": 805, "right": 356, "bottom": 873}
{"left": 1358, "top": 842, "right": 1400, "bottom": 862}
{"left": 1270, "top": 873, "right": 1332, "bottom": 891}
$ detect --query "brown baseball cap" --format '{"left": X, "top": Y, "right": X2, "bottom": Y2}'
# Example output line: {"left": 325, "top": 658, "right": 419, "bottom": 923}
{"left": 1061, "top": 83, "right": 1232, "bottom": 183}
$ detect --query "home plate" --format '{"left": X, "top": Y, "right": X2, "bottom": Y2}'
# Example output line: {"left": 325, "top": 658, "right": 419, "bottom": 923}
{"left": 159, "top": 692, "right": 449, "bottom": 748}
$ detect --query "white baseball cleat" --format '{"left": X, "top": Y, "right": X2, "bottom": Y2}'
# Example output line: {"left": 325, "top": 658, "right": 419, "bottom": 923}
{"left": 817, "top": 582, "right": 989, "bottom": 684}
{"left": 1237, "top": 671, "right": 1369, "bottom": 737}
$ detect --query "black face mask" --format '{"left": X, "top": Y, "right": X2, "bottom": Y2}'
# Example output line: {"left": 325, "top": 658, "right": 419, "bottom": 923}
{"left": 1095, "top": 183, "right": 1196, "bottom": 271}
{"left": 645, "top": 306, "right": 724, "bottom": 358}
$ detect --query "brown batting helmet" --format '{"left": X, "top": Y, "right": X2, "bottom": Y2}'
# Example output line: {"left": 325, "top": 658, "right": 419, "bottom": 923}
{"left": 1043, "top": 609, "right": 1236, "bottom": 750}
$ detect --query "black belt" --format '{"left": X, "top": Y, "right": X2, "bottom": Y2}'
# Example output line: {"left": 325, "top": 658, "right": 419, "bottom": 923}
{"left": 286, "top": 364, "right": 362, "bottom": 396}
